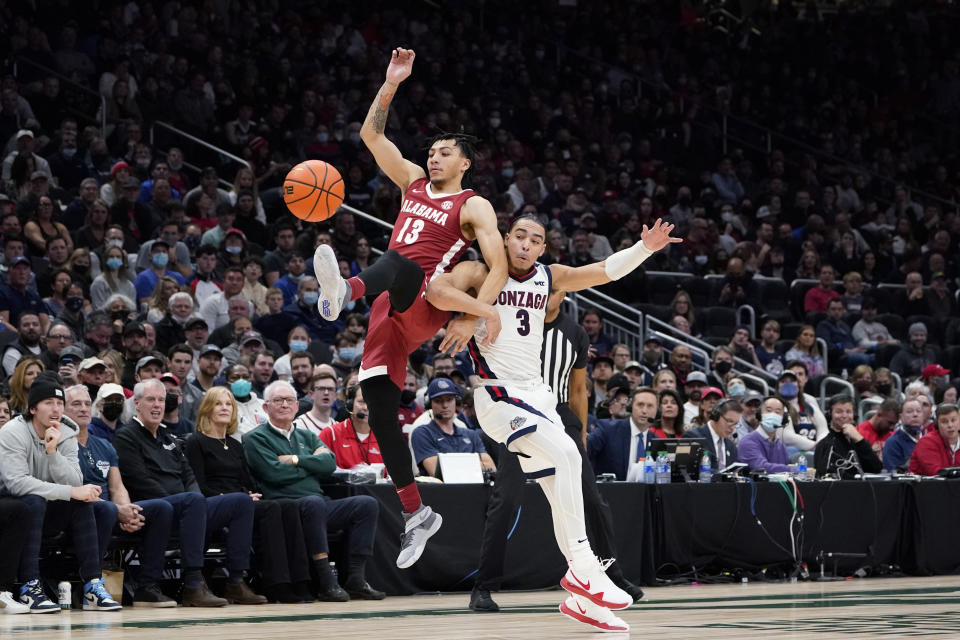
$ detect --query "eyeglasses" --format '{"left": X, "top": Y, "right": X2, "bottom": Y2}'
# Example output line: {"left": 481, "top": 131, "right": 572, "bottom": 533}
{"left": 269, "top": 397, "right": 297, "bottom": 406}
{"left": 47, "top": 334, "right": 71, "bottom": 341}
{"left": 313, "top": 387, "right": 336, "bottom": 394}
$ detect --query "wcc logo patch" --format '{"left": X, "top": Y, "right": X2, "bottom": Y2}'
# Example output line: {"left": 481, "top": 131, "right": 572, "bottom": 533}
{"left": 440, "top": 200, "right": 454, "bottom": 210}
{"left": 509, "top": 416, "right": 526, "bottom": 431}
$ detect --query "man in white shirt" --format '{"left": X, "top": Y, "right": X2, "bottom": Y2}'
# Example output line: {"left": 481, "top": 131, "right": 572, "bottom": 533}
{"left": 852, "top": 297, "right": 898, "bottom": 348}
{"left": 293, "top": 372, "right": 339, "bottom": 436}
{"left": 199, "top": 266, "right": 245, "bottom": 332}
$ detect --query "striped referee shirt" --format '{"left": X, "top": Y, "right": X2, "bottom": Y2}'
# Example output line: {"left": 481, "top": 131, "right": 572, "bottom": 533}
{"left": 540, "top": 311, "right": 590, "bottom": 405}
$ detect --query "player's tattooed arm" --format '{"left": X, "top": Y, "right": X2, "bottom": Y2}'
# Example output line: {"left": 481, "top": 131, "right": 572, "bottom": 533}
{"left": 369, "top": 83, "right": 395, "bottom": 135}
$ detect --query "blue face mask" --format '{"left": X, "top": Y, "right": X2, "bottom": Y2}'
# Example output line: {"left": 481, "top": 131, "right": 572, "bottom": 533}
{"left": 302, "top": 291, "right": 319, "bottom": 306}
{"left": 779, "top": 382, "right": 799, "bottom": 399}
{"left": 226, "top": 245, "right": 243, "bottom": 255}
{"left": 105, "top": 257, "right": 124, "bottom": 271}
{"left": 694, "top": 255, "right": 708, "bottom": 265}
{"left": 289, "top": 340, "right": 308, "bottom": 353}
{"left": 728, "top": 383, "right": 746, "bottom": 397}
{"left": 760, "top": 413, "right": 782, "bottom": 433}
{"left": 230, "top": 379, "right": 252, "bottom": 398}
{"left": 338, "top": 347, "right": 357, "bottom": 362}
{"left": 152, "top": 252, "right": 169, "bottom": 268}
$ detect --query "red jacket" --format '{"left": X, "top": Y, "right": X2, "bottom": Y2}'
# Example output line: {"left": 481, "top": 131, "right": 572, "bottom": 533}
{"left": 318, "top": 418, "right": 383, "bottom": 469}
{"left": 856, "top": 419, "right": 894, "bottom": 455}
{"left": 908, "top": 430, "right": 960, "bottom": 476}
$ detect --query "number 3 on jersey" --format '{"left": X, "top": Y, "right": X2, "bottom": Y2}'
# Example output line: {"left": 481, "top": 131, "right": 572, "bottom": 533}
{"left": 516, "top": 309, "right": 530, "bottom": 336}
{"left": 394, "top": 218, "right": 423, "bottom": 245}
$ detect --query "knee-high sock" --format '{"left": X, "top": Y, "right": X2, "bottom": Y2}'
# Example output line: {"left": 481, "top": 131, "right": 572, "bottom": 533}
{"left": 536, "top": 475, "right": 571, "bottom": 563}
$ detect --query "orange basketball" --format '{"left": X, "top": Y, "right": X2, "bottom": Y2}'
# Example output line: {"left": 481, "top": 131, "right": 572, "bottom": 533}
{"left": 282, "top": 160, "right": 344, "bottom": 222}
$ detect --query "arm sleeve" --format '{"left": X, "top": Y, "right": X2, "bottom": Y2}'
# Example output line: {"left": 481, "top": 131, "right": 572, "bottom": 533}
{"left": 114, "top": 430, "right": 171, "bottom": 500}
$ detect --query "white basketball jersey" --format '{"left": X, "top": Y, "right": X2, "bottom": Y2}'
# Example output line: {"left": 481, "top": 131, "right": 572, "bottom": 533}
{"left": 469, "top": 262, "right": 552, "bottom": 383}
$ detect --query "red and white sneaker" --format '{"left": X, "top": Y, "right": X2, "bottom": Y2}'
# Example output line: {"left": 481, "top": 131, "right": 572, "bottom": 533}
{"left": 560, "top": 559, "right": 632, "bottom": 610}
{"left": 559, "top": 595, "right": 629, "bottom": 633}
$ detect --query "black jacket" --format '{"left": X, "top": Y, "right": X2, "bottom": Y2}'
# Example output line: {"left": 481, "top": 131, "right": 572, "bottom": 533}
{"left": 814, "top": 429, "right": 882, "bottom": 479}
{"left": 114, "top": 418, "right": 200, "bottom": 502}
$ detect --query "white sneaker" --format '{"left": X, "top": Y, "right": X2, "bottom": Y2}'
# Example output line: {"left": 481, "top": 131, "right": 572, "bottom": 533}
{"left": 559, "top": 595, "right": 629, "bottom": 633}
{"left": 0, "top": 591, "right": 29, "bottom": 614}
{"left": 396, "top": 505, "right": 442, "bottom": 569}
{"left": 561, "top": 558, "right": 632, "bottom": 610}
{"left": 313, "top": 244, "right": 346, "bottom": 320}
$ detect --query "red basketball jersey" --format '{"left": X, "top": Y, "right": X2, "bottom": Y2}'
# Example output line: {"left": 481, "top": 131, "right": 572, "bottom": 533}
{"left": 388, "top": 177, "right": 475, "bottom": 284}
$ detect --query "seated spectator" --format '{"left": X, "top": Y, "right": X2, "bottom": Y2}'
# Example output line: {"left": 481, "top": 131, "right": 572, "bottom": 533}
{"left": 241, "top": 257, "right": 269, "bottom": 315}
{"left": 852, "top": 297, "right": 897, "bottom": 349}
{"left": 411, "top": 379, "right": 494, "bottom": 478}
{"left": 611, "top": 343, "right": 633, "bottom": 374}
{"left": 728, "top": 325, "right": 761, "bottom": 369}
{"left": 882, "top": 398, "right": 925, "bottom": 472}
{"left": 669, "top": 345, "right": 694, "bottom": 386}
{"left": 649, "top": 389, "right": 685, "bottom": 438}
{"left": 588, "top": 354, "right": 615, "bottom": 411}
{"left": 282, "top": 278, "right": 343, "bottom": 345}
{"left": 909, "top": 402, "right": 960, "bottom": 476}
{"left": 874, "top": 367, "right": 898, "bottom": 401}
{"left": 814, "top": 395, "right": 882, "bottom": 479}
{"left": 153, "top": 292, "right": 195, "bottom": 354}
{"left": 114, "top": 379, "right": 264, "bottom": 607}
{"left": 669, "top": 290, "right": 697, "bottom": 335}
{"left": 850, "top": 365, "right": 879, "bottom": 401}
{"left": 144, "top": 276, "right": 181, "bottom": 324}
{"left": 921, "top": 364, "right": 952, "bottom": 403}
{"left": 64, "top": 384, "right": 178, "bottom": 608}
{"left": 159, "top": 372, "right": 194, "bottom": 437}
{"left": 189, "top": 245, "right": 223, "bottom": 302}
{"left": 784, "top": 325, "right": 825, "bottom": 377}
{"left": 717, "top": 258, "right": 753, "bottom": 307}
{"left": 192, "top": 344, "right": 224, "bottom": 394}
{"left": 778, "top": 366, "right": 828, "bottom": 452}
{"left": 2, "top": 311, "right": 44, "bottom": 377}
{"left": 589, "top": 387, "right": 659, "bottom": 481}
{"left": 199, "top": 266, "right": 245, "bottom": 332}
{"left": 816, "top": 299, "right": 874, "bottom": 370}
{"left": 686, "top": 386, "right": 724, "bottom": 431}
{"left": 840, "top": 271, "right": 864, "bottom": 313}
{"left": 681, "top": 370, "right": 707, "bottom": 419}
{"left": 8, "top": 356, "right": 44, "bottom": 415}
{"left": 895, "top": 271, "right": 931, "bottom": 318}
{"left": 133, "top": 239, "right": 185, "bottom": 307}
{"left": 595, "top": 378, "right": 631, "bottom": 420}
{"left": 319, "top": 385, "right": 383, "bottom": 469}
{"left": 803, "top": 264, "right": 841, "bottom": 313}
{"left": 739, "top": 395, "right": 795, "bottom": 473}
{"left": 242, "top": 381, "right": 385, "bottom": 600}
{"left": 733, "top": 390, "right": 764, "bottom": 441}
{"left": 685, "top": 398, "right": 742, "bottom": 470}
{"left": 651, "top": 368, "right": 677, "bottom": 393}
{"left": 707, "top": 346, "right": 735, "bottom": 389}
{"left": 87, "top": 383, "right": 125, "bottom": 442}
{"left": 889, "top": 323, "right": 938, "bottom": 380}
{"left": 928, "top": 271, "right": 956, "bottom": 320}
{"left": 855, "top": 399, "right": 901, "bottom": 455}
{"left": 90, "top": 245, "right": 136, "bottom": 310}
{"left": 274, "top": 252, "right": 308, "bottom": 306}
{"left": 183, "top": 387, "right": 314, "bottom": 604}
{"left": 0, "top": 256, "right": 50, "bottom": 334}
{"left": 0, "top": 374, "right": 121, "bottom": 612}
{"left": 581, "top": 308, "right": 615, "bottom": 355}
{"left": 224, "top": 364, "right": 266, "bottom": 435}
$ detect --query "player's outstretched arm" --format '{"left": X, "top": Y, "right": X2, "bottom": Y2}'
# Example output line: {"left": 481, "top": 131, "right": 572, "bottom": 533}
{"left": 360, "top": 47, "right": 426, "bottom": 192}
{"left": 550, "top": 218, "right": 682, "bottom": 292}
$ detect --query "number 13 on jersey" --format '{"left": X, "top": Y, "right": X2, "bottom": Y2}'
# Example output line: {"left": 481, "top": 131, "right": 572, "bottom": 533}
{"left": 395, "top": 218, "right": 423, "bottom": 245}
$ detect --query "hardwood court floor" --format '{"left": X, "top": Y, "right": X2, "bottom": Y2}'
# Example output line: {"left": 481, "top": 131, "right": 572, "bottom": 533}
{"left": 6, "top": 576, "right": 960, "bottom": 639}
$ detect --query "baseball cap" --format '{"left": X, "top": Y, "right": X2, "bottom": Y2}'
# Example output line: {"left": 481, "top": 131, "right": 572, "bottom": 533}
{"left": 702, "top": 386, "right": 724, "bottom": 400}
{"left": 686, "top": 371, "right": 708, "bottom": 385}
{"left": 602, "top": 189, "right": 618, "bottom": 200}
{"left": 184, "top": 314, "right": 207, "bottom": 330}
{"left": 240, "top": 330, "right": 264, "bottom": 347}
{"left": 778, "top": 370, "right": 799, "bottom": 381}
{"left": 922, "top": 364, "right": 951, "bottom": 379}
{"left": 643, "top": 335, "right": 662, "bottom": 346}
{"left": 79, "top": 357, "right": 106, "bottom": 372}
{"left": 30, "top": 171, "right": 47, "bottom": 181}
{"left": 200, "top": 344, "right": 223, "bottom": 358}
{"left": 16, "top": 129, "right": 33, "bottom": 140}
{"left": 9, "top": 256, "right": 30, "bottom": 268}
{"left": 151, "top": 237, "right": 170, "bottom": 250}
{"left": 580, "top": 211, "right": 597, "bottom": 220}
{"left": 427, "top": 377, "right": 461, "bottom": 400}
{"left": 593, "top": 354, "right": 614, "bottom": 368}
{"left": 136, "top": 355, "right": 164, "bottom": 372}
{"left": 742, "top": 389, "right": 764, "bottom": 404}
{"left": 225, "top": 227, "right": 245, "bottom": 238}
{"left": 58, "top": 345, "right": 85, "bottom": 364}
{"left": 623, "top": 360, "right": 644, "bottom": 372}
{"left": 159, "top": 372, "right": 180, "bottom": 385}
{"left": 123, "top": 320, "right": 146, "bottom": 337}
{"left": 96, "top": 383, "right": 125, "bottom": 403}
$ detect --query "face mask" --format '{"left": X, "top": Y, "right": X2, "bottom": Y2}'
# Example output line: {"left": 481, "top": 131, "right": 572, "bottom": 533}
{"left": 73, "top": 264, "right": 89, "bottom": 274}
{"left": 338, "top": 347, "right": 357, "bottom": 362}
{"left": 61, "top": 148, "right": 77, "bottom": 158}
{"left": 106, "top": 257, "right": 124, "bottom": 270}
{"left": 694, "top": 255, "right": 708, "bottom": 265}
{"left": 400, "top": 389, "right": 416, "bottom": 405}
{"left": 66, "top": 297, "right": 84, "bottom": 312}
{"left": 85, "top": 383, "right": 100, "bottom": 402}
{"left": 876, "top": 383, "right": 892, "bottom": 395}
{"left": 349, "top": 133, "right": 362, "bottom": 144}
{"left": 760, "top": 413, "right": 782, "bottom": 433}
{"left": 302, "top": 291, "right": 319, "bottom": 306}
{"left": 715, "top": 360, "right": 733, "bottom": 375}
{"left": 728, "top": 383, "right": 746, "bottom": 397}
{"left": 904, "top": 423, "right": 922, "bottom": 437}
{"left": 106, "top": 238, "right": 124, "bottom": 249}
{"left": 152, "top": 252, "right": 169, "bottom": 268}
{"left": 226, "top": 245, "right": 243, "bottom": 255}
{"left": 316, "top": 132, "right": 329, "bottom": 143}
{"left": 231, "top": 379, "right": 252, "bottom": 398}
{"left": 642, "top": 351, "right": 660, "bottom": 366}
{"left": 101, "top": 402, "right": 123, "bottom": 421}
{"left": 289, "top": 340, "right": 308, "bottom": 353}
{"left": 779, "top": 382, "right": 799, "bottom": 399}
{"left": 168, "top": 161, "right": 182, "bottom": 171}
{"left": 164, "top": 394, "right": 179, "bottom": 413}
{"left": 501, "top": 168, "right": 515, "bottom": 179}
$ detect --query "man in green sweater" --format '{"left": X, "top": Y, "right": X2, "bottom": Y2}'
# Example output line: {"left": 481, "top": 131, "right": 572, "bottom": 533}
{"left": 243, "top": 380, "right": 384, "bottom": 600}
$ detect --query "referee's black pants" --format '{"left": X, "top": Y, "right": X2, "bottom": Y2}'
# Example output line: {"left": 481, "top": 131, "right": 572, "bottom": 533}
{"left": 475, "top": 404, "right": 627, "bottom": 591}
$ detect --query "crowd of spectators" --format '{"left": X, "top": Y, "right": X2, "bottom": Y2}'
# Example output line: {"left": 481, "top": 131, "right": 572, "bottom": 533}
{"left": 0, "top": 0, "right": 959, "bottom": 608}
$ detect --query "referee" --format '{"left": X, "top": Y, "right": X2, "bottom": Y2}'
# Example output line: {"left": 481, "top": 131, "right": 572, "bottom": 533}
{"left": 470, "top": 291, "right": 644, "bottom": 612}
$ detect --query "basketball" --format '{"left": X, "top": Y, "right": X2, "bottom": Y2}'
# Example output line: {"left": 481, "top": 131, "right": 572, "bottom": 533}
{"left": 282, "top": 160, "right": 344, "bottom": 222}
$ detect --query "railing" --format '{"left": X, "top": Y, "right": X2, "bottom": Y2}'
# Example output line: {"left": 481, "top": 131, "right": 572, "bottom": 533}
{"left": 819, "top": 375, "right": 854, "bottom": 413}
{"left": 149, "top": 121, "right": 250, "bottom": 190}
{"left": 738, "top": 371, "right": 770, "bottom": 397}
{"left": 569, "top": 287, "right": 645, "bottom": 357}
{"left": 12, "top": 57, "right": 106, "bottom": 134}
{"left": 646, "top": 327, "right": 712, "bottom": 374}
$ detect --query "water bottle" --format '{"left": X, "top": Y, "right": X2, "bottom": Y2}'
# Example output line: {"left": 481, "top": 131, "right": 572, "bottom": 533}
{"left": 643, "top": 451, "right": 655, "bottom": 484}
{"left": 664, "top": 453, "right": 673, "bottom": 484}
{"left": 655, "top": 452, "right": 668, "bottom": 484}
{"left": 796, "top": 455, "right": 808, "bottom": 480}
{"left": 699, "top": 452, "right": 713, "bottom": 484}
{"left": 58, "top": 581, "right": 71, "bottom": 610}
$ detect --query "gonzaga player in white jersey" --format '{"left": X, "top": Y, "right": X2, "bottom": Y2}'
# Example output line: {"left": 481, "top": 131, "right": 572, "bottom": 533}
{"left": 426, "top": 215, "right": 680, "bottom": 632}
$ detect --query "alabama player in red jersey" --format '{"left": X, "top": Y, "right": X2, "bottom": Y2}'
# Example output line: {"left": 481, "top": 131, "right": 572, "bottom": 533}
{"left": 313, "top": 47, "right": 507, "bottom": 569}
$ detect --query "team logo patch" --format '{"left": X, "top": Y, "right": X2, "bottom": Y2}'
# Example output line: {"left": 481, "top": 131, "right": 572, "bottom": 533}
{"left": 510, "top": 416, "right": 526, "bottom": 431}
{"left": 440, "top": 200, "right": 453, "bottom": 210}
